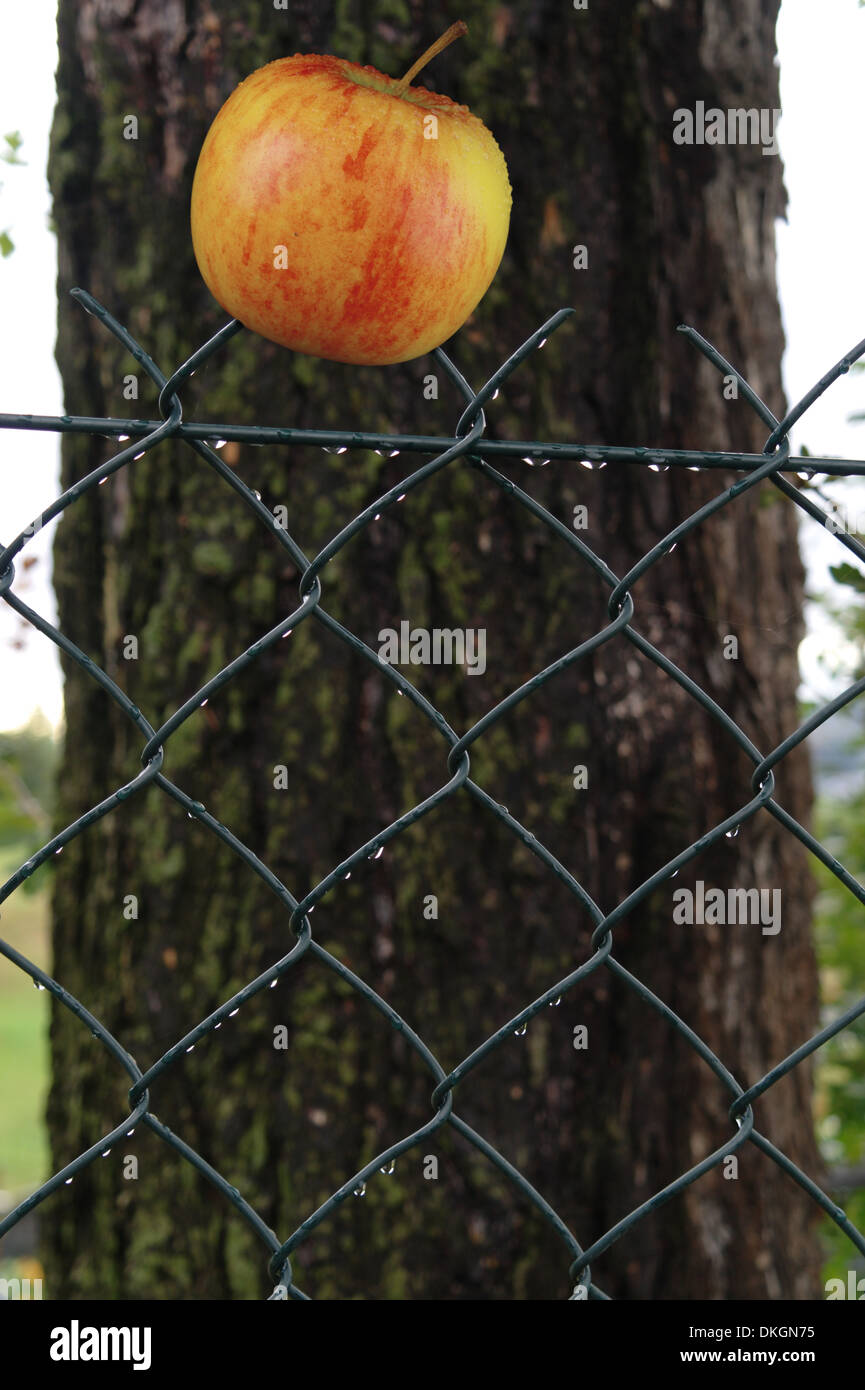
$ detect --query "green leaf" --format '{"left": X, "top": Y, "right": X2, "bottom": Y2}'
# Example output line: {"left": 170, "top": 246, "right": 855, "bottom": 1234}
{"left": 1, "top": 130, "right": 26, "bottom": 165}
{"left": 829, "top": 562, "right": 865, "bottom": 593}
{"left": 0, "top": 230, "right": 14, "bottom": 258}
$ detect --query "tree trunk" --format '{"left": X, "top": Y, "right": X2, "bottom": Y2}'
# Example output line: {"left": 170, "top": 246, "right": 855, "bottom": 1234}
{"left": 44, "top": 0, "right": 821, "bottom": 1299}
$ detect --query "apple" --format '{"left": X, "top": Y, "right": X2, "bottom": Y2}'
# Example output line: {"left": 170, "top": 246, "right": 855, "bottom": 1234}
{"left": 190, "top": 22, "right": 511, "bottom": 366}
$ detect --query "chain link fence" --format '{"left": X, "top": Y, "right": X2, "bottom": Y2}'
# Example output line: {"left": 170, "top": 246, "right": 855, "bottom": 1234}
{"left": 1, "top": 291, "right": 864, "bottom": 1299}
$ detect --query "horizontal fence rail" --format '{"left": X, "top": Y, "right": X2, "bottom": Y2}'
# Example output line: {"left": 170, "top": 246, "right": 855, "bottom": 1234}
{"left": 1, "top": 291, "right": 864, "bottom": 1299}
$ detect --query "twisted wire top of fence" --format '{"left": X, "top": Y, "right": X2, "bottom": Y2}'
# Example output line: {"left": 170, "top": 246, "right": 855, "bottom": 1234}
{"left": 1, "top": 291, "right": 864, "bottom": 1298}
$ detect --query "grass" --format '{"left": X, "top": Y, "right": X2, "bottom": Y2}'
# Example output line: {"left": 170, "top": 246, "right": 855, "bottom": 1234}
{"left": 0, "top": 841, "right": 50, "bottom": 1199}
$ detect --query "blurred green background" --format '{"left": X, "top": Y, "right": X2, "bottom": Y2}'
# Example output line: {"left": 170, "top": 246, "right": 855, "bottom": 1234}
{"left": 0, "top": 713, "right": 55, "bottom": 1288}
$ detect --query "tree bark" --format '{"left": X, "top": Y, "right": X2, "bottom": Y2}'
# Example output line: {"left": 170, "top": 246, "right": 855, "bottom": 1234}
{"left": 44, "top": 0, "right": 822, "bottom": 1299}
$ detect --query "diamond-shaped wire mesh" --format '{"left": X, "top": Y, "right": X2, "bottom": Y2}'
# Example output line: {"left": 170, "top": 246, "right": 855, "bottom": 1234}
{"left": 1, "top": 289, "right": 864, "bottom": 1299}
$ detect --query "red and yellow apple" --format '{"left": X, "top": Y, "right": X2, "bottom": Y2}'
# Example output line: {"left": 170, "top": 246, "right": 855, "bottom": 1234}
{"left": 190, "top": 23, "right": 511, "bottom": 365}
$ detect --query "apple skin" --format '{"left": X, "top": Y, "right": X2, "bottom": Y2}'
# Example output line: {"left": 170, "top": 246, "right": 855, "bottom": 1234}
{"left": 190, "top": 53, "right": 511, "bottom": 365}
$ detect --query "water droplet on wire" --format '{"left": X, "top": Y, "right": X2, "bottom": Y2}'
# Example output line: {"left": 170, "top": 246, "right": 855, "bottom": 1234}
{"left": 725, "top": 826, "right": 739, "bottom": 839}
{"left": 379, "top": 1160, "right": 396, "bottom": 1175}
{"left": 353, "top": 1182, "right": 366, "bottom": 1198}
{"left": 514, "top": 1021, "right": 528, "bottom": 1037}
{"left": 549, "top": 996, "right": 562, "bottom": 1008}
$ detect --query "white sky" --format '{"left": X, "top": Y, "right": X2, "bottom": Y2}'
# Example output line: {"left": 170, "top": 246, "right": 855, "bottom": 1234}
{"left": 0, "top": 3, "right": 63, "bottom": 729}
{"left": 0, "top": 0, "right": 863, "bottom": 732}
{"left": 776, "top": 0, "right": 865, "bottom": 694}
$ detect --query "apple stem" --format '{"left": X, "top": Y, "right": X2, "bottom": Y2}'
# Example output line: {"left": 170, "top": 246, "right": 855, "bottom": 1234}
{"left": 393, "top": 20, "right": 468, "bottom": 94}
